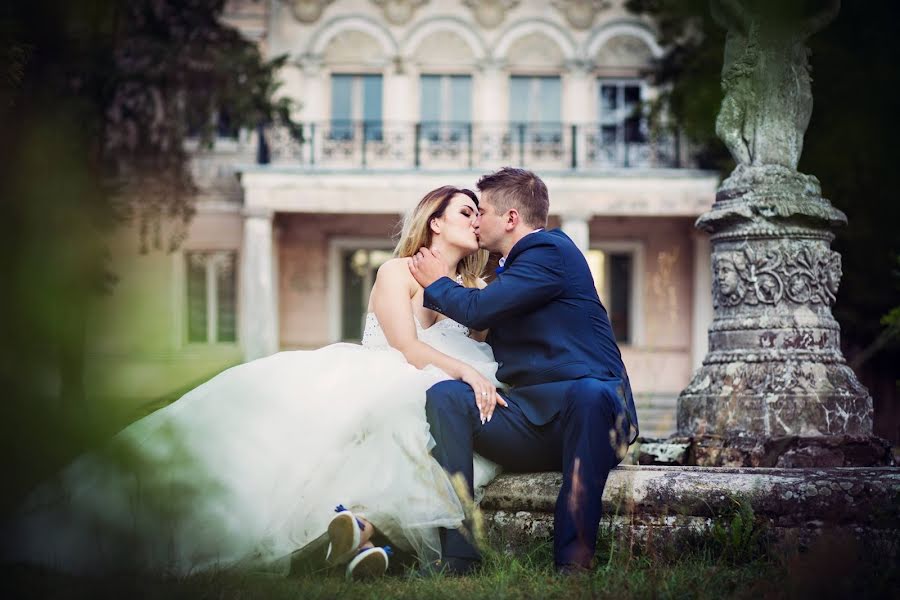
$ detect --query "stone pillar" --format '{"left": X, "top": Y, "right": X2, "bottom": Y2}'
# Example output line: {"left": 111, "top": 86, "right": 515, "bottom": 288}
{"left": 676, "top": 1, "right": 885, "bottom": 466}
{"left": 240, "top": 208, "right": 279, "bottom": 362}
{"left": 563, "top": 59, "right": 593, "bottom": 168}
{"left": 561, "top": 213, "right": 590, "bottom": 256}
{"left": 691, "top": 231, "right": 713, "bottom": 372}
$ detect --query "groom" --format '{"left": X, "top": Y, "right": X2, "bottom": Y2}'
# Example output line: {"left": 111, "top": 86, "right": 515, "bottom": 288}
{"left": 409, "top": 167, "right": 638, "bottom": 575}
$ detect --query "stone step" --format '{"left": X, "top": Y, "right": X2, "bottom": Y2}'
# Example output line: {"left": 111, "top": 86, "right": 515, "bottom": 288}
{"left": 480, "top": 465, "right": 900, "bottom": 553}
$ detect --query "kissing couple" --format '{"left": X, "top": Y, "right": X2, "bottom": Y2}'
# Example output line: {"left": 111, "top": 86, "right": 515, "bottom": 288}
{"left": 2, "top": 168, "right": 638, "bottom": 579}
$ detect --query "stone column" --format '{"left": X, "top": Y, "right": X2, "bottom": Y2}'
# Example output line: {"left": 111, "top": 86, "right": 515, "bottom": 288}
{"left": 690, "top": 231, "right": 713, "bottom": 373}
{"left": 563, "top": 59, "right": 594, "bottom": 168}
{"left": 561, "top": 213, "right": 591, "bottom": 256}
{"left": 676, "top": 1, "right": 887, "bottom": 466}
{"left": 240, "top": 208, "right": 279, "bottom": 362}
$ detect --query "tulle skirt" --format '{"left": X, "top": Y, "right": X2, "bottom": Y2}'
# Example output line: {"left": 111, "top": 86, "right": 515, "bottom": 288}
{"left": 3, "top": 339, "right": 501, "bottom": 574}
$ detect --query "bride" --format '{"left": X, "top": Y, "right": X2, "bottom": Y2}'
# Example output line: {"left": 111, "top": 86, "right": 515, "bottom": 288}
{"left": 2, "top": 186, "right": 504, "bottom": 577}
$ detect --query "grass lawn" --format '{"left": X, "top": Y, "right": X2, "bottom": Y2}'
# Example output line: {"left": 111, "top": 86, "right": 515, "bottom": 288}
{"left": 2, "top": 532, "right": 896, "bottom": 600}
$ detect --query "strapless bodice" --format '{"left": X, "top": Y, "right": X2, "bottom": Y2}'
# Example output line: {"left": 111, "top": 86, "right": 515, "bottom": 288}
{"left": 361, "top": 312, "right": 470, "bottom": 351}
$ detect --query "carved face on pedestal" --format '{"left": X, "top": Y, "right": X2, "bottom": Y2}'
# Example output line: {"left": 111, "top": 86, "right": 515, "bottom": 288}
{"left": 715, "top": 256, "right": 740, "bottom": 297}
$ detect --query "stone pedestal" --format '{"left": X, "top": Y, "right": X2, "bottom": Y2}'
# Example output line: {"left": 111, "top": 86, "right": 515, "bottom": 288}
{"left": 676, "top": 166, "right": 884, "bottom": 465}
{"left": 678, "top": 165, "right": 888, "bottom": 467}
{"left": 678, "top": 166, "right": 873, "bottom": 437}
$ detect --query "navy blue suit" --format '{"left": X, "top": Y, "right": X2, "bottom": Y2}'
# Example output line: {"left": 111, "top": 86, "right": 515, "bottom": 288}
{"left": 424, "top": 228, "right": 638, "bottom": 569}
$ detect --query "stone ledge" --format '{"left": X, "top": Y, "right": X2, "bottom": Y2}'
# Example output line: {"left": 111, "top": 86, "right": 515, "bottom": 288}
{"left": 631, "top": 435, "right": 894, "bottom": 468}
{"left": 481, "top": 466, "right": 900, "bottom": 552}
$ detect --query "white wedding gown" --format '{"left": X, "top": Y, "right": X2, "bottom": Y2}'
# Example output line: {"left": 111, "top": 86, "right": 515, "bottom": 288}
{"left": 3, "top": 313, "right": 501, "bottom": 575}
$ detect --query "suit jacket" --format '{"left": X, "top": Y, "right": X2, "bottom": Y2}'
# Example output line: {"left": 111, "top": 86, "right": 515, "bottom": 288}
{"left": 424, "top": 228, "right": 639, "bottom": 441}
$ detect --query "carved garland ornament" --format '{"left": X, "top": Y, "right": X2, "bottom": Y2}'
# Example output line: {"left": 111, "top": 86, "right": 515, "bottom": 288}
{"left": 283, "top": 0, "right": 335, "bottom": 23}
{"left": 462, "top": 0, "right": 519, "bottom": 29}
{"left": 552, "top": 0, "right": 612, "bottom": 30}
{"left": 713, "top": 244, "right": 841, "bottom": 308}
{"left": 370, "top": 0, "right": 428, "bottom": 26}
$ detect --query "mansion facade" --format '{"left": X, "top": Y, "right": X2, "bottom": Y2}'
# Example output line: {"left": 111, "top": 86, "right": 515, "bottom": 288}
{"left": 88, "top": 0, "right": 720, "bottom": 437}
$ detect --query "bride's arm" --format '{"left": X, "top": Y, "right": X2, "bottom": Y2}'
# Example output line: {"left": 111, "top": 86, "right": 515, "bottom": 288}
{"left": 371, "top": 259, "right": 475, "bottom": 379}
{"left": 371, "top": 260, "right": 506, "bottom": 421}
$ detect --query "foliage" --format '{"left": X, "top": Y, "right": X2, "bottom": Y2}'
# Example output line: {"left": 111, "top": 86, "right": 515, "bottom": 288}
{"left": 0, "top": 0, "right": 292, "bottom": 503}
{"left": 709, "top": 496, "right": 766, "bottom": 565}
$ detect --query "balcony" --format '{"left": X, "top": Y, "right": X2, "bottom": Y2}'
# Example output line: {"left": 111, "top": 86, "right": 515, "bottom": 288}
{"left": 257, "top": 121, "right": 685, "bottom": 171}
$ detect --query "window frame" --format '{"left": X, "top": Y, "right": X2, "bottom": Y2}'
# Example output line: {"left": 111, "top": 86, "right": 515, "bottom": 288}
{"left": 587, "top": 241, "right": 644, "bottom": 347}
{"left": 327, "top": 237, "right": 395, "bottom": 343}
{"left": 329, "top": 73, "right": 384, "bottom": 141}
{"left": 596, "top": 77, "right": 649, "bottom": 146}
{"left": 508, "top": 74, "right": 563, "bottom": 145}
{"left": 181, "top": 250, "right": 240, "bottom": 346}
{"left": 419, "top": 73, "right": 473, "bottom": 142}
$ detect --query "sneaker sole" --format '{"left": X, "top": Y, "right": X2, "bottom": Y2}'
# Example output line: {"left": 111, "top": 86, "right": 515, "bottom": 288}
{"left": 326, "top": 512, "right": 360, "bottom": 565}
{"left": 346, "top": 548, "right": 388, "bottom": 580}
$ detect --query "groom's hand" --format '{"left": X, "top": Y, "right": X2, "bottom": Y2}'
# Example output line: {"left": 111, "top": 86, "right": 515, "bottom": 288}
{"left": 408, "top": 247, "right": 450, "bottom": 288}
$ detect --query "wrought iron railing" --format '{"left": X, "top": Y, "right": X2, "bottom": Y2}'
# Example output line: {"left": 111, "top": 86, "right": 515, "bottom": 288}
{"left": 256, "top": 120, "right": 683, "bottom": 170}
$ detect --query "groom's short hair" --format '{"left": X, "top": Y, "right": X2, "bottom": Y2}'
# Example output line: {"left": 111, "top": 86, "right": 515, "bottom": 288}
{"left": 476, "top": 167, "right": 549, "bottom": 229}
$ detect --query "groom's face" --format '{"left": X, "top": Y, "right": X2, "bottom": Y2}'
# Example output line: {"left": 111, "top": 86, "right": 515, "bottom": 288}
{"left": 475, "top": 192, "right": 507, "bottom": 253}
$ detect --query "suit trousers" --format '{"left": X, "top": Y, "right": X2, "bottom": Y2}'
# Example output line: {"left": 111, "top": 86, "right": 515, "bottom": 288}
{"left": 425, "top": 377, "right": 628, "bottom": 568}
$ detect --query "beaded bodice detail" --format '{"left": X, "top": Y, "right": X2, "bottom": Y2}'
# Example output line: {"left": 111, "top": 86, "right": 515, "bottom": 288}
{"left": 361, "top": 313, "right": 470, "bottom": 350}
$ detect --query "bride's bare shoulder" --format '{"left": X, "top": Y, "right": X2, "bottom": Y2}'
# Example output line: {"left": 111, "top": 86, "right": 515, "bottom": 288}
{"left": 374, "top": 257, "right": 417, "bottom": 289}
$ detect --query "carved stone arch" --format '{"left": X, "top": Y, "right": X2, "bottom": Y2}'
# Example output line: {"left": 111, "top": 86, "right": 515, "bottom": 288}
{"left": 492, "top": 18, "right": 579, "bottom": 63}
{"left": 584, "top": 20, "right": 663, "bottom": 64}
{"left": 402, "top": 16, "right": 489, "bottom": 63}
{"left": 307, "top": 15, "right": 400, "bottom": 57}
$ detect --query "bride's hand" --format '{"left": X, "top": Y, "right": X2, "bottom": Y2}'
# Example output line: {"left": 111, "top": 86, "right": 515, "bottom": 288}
{"left": 459, "top": 367, "right": 508, "bottom": 424}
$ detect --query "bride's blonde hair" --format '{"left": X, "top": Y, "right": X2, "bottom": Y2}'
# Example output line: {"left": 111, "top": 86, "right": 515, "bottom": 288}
{"left": 394, "top": 186, "right": 488, "bottom": 288}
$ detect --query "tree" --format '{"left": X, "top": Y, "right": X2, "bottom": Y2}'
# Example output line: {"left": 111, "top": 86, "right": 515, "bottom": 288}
{"left": 626, "top": 0, "right": 900, "bottom": 440}
{"left": 0, "top": 0, "right": 293, "bottom": 497}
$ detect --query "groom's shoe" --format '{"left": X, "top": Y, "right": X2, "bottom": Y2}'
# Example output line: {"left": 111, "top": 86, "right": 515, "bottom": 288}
{"left": 325, "top": 505, "right": 363, "bottom": 565}
{"left": 346, "top": 546, "right": 392, "bottom": 580}
{"left": 556, "top": 563, "right": 592, "bottom": 577}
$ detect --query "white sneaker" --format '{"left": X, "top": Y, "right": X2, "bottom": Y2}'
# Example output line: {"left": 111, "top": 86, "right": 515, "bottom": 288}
{"left": 345, "top": 546, "right": 390, "bottom": 580}
{"left": 325, "top": 505, "right": 361, "bottom": 566}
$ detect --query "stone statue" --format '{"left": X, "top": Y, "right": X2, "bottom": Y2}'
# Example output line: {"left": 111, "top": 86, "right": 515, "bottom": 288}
{"left": 711, "top": 0, "right": 841, "bottom": 171}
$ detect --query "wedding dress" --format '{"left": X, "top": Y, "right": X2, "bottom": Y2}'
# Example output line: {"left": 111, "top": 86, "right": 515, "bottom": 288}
{"left": 2, "top": 312, "right": 501, "bottom": 575}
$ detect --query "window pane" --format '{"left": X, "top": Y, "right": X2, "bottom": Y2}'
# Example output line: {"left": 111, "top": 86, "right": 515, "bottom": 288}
{"left": 186, "top": 253, "right": 208, "bottom": 343}
{"left": 609, "top": 253, "right": 632, "bottom": 343}
{"left": 362, "top": 75, "right": 382, "bottom": 141}
{"left": 600, "top": 84, "right": 618, "bottom": 115}
{"left": 331, "top": 75, "right": 353, "bottom": 139}
{"left": 537, "top": 77, "right": 561, "bottom": 124}
{"left": 216, "top": 253, "right": 237, "bottom": 343}
{"left": 509, "top": 76, "right": 531, "bottom": 124}
{"left": 449, "top": 75, "right": 472, "bottom": 124}
{"left": 341, "top": 250, "right": 366, "bottom": 341}
{"left": 623, "top": 85, "right": 641, "bottom": 108}
{"left": 420, "top": 75, "right": 441, "bottom": 140}
{"left": 420, "top": 75, "right": 441, "bottom": 123}
{"left": 586, "top": 250, "right": 607, "bottom": 300}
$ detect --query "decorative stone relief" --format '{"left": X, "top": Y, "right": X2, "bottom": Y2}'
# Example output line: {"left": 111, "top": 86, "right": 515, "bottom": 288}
{"left": 552, "top": 0, "right": 612, "bottom": 30}
{"left": 283, "top": 0, "right": 335, "bottom": 24}
{"left": 594, "top": 35, "right": 655, "bottom": 69}
{"left": 712, "top": 243, "right": 841, "bottom": 308}
{"left": 462, "top": 0, "right": 519, "bottom": 30}
{"left": 370, "top": 0, "right": 428, "bottom": 26}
